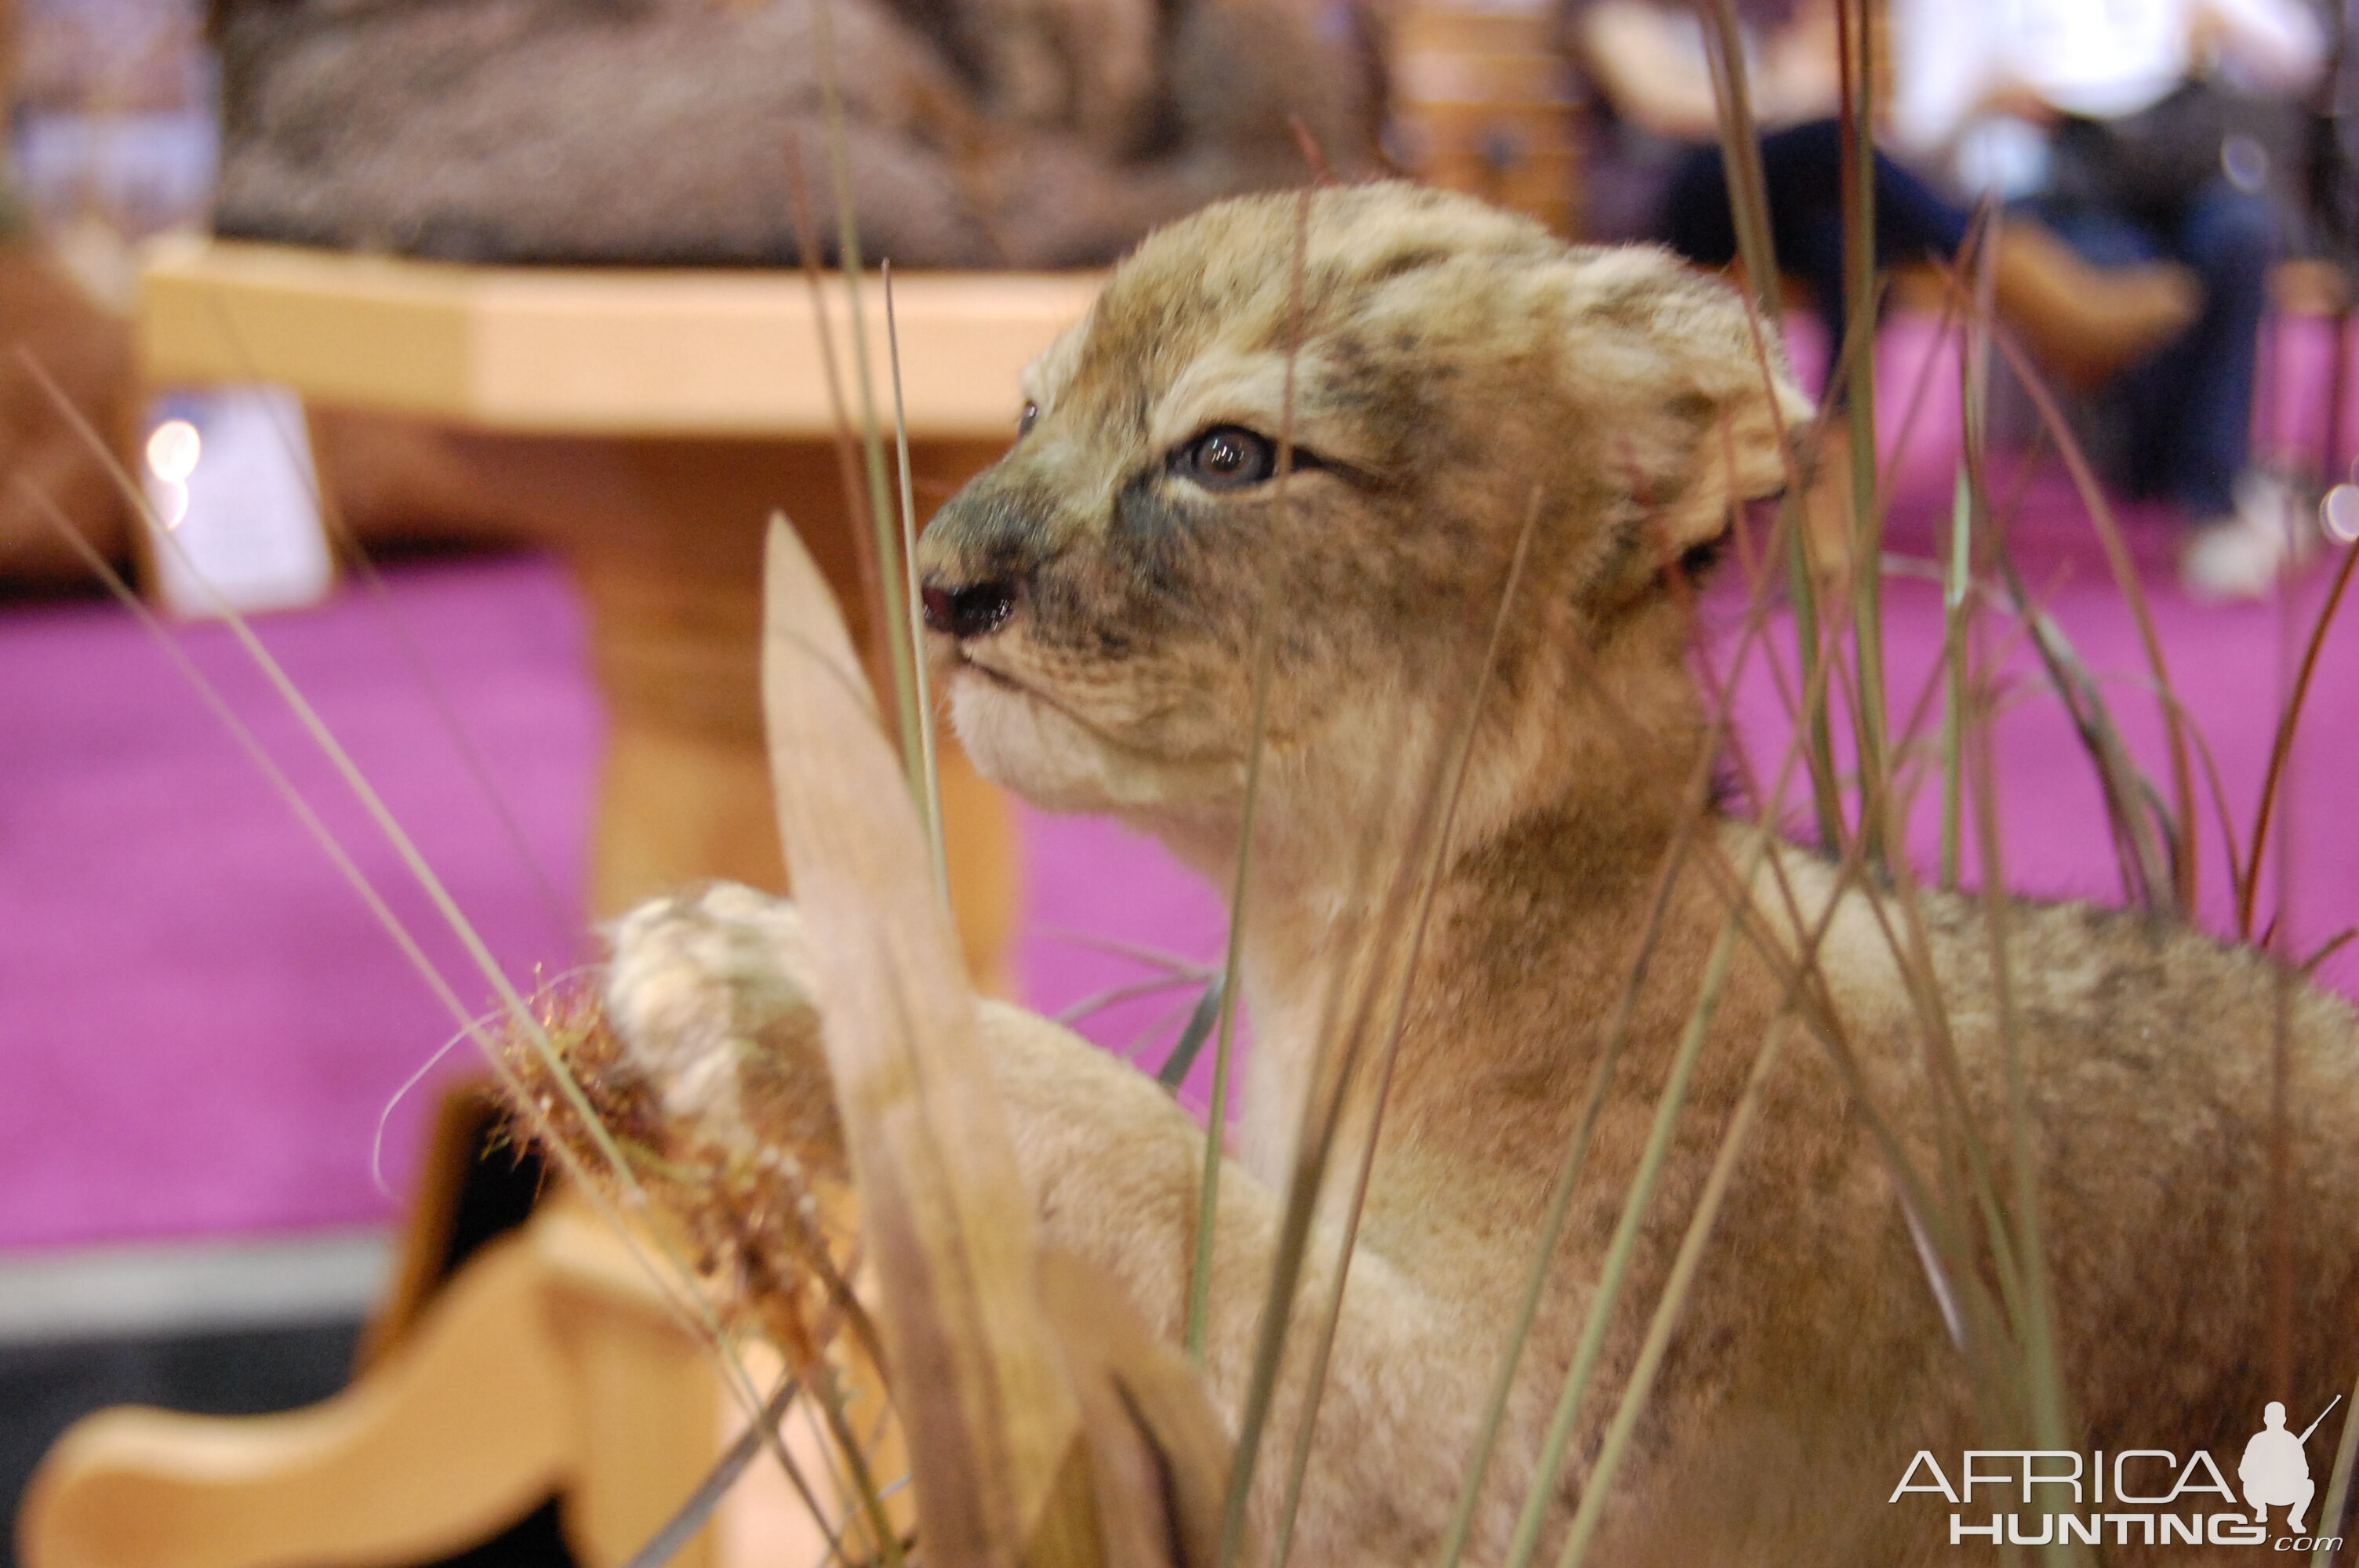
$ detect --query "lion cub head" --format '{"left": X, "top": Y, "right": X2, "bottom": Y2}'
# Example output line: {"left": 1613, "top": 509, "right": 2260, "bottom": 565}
{"left": 918, "top": 183, "right": 1810, "bottom": 860}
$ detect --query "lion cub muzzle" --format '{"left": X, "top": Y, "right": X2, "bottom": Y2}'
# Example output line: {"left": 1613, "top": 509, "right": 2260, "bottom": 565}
{"left": 918, "top": 465, "right": 1073, "bottom": 645}
{"left": 919, "top": 577, "right": 1019, "bottom": 641}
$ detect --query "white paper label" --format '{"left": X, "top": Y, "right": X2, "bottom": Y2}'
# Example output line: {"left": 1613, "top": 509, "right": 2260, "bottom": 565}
{"left": 141, "top": 387, "right": 335, "bottom": 619}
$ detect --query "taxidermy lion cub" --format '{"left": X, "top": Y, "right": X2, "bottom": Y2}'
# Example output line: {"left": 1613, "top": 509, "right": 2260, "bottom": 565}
{"left": 604, "top": 184, "right": 2359, "bottom": 1563}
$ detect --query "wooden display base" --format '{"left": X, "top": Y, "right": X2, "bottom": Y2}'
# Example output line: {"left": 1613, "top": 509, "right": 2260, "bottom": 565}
{"left": 22, "top": 1191, "right": 750, "bottom": 1568}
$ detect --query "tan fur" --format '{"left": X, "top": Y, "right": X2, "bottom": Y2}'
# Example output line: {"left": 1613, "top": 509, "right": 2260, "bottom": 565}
{"left": 605, "top": 184, "right": 2359, "bottom": 1564}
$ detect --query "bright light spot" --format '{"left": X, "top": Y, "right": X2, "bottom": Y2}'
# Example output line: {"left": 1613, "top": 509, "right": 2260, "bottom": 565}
{"left": 155, "top": 478, "right": 190, "bottom": 531}
{"left": 2221, "top": 134, "right": 2270, "bottom": 193}
{"left": 146, "top": 420, "right": 201, "bottom": 484}
{"left": 2326, "top": 485, "right": 2359, "bottom": 545}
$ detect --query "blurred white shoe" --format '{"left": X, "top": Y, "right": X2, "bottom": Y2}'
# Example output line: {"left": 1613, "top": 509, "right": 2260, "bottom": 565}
{"left": 2180, "top": 472, "right": 2310, "bottom": 602}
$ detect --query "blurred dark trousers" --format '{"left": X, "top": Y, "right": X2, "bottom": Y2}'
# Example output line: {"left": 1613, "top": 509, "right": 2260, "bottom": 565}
{"left": 2022, "top": 182, "right": 2275, "bottom": 521}
{"left": 1662, "top": 118, "right": 1972, "bottom": 363}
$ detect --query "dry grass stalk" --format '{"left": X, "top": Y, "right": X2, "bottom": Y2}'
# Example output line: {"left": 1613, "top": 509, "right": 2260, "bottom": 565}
{"left": 761, "top": 514, "right": 1078, "bottom": 1562}
{"left": 1833, "top": 0, "right": 1892, "bottom": 865}
{"left": 1997, "top": 550, "right": 2178, "bottom": 912}
{"left": 1264, "top": 493, "right": 1542, "bottom": 1568}
{"left": 757, "top": 515, "right": 1235, "bottom": 1566}
{"left": 2316, "top": 1372, "right": 2359, "bottom": 1565}
{"left": 882, "top": 262, "right": 949, "bottom": 895}
{"left": 1987, "top": 328, "right": 2200, "bottom": 912}
{"left": 1463, "top": 316, "right": 2131, "bottom": 1550}
{"left": 2241, "top": 536, "right": 2359, "bottom": 937}
{"left": 1187, "top": 183, "right": 1317, "bottom": 1364}
{"left": 20, "top": 477, "right": 479, "bottom": 1036}
{"left": 808, "top": 0, "right": 929, "bottom": 809}
{"left": 495, "top": 978, "right": 867, "bottom": 1374}
{"left": 185, "top": 286, "right": 580, "bottom": 945}
{"left": 487, "top": 979, "right": 885, "bottom": 1560}
{"left": 784, "top": 134, "right": 889, "bottom": 673}
{"left": 1699, "top": 0, "right": 1846, "bottom": 848}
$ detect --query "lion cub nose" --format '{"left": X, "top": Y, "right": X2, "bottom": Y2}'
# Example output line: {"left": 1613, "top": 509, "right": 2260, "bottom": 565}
{"left": 920, "top": 577, "right": 1019, "bottom": 640}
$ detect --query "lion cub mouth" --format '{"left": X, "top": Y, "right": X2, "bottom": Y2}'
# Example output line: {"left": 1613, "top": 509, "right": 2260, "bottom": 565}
{"left": 951, "top": 648, "right": 1028, "bottom": 695}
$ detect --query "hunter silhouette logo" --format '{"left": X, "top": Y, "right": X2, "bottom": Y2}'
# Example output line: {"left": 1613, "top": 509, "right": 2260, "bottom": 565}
{"left": 1890, "top": 1396, "right": 2348, "bottom": 1548}
{"left": 2241, "top": 1398, "right": 2337, "bottom": 1535}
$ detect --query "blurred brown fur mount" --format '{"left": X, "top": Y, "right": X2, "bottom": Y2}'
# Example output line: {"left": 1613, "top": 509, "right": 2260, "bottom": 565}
{"left": 0, "top": 241, "right": 133, "bottom": 583}
{"left": 211, "top": 0, "right": 1385, "bottom": 268}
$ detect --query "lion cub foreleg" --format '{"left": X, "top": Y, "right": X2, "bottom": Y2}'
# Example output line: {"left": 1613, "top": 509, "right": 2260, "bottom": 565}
{"left": 602, "top": 882, "right": 1495, "bottom": 1566}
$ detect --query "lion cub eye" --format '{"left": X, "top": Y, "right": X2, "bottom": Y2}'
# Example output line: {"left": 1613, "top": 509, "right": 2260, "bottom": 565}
{"left": 1172, "top": 425, "right": 1278, "bottom": 491}
{"left": 1018, "top": 400, "right": 1041, "bottom": 437}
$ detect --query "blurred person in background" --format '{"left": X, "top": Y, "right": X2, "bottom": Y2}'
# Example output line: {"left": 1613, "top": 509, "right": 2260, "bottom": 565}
{"left": 1564, "top": 0, "right": 2201, "bottom": 389}
{"left": 1562, "top": 0, "right": 2205, "bottom": 581}
{"left": 1562, "top": 0, "right": 1834, "bottom": 245}
{"left": 1888, "top": 0, "right": 2330, "bottom": 598}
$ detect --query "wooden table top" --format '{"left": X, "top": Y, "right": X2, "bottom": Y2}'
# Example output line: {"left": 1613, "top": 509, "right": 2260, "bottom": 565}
{"left": 136, "top": 236, "right": 1104, "bottom": 440}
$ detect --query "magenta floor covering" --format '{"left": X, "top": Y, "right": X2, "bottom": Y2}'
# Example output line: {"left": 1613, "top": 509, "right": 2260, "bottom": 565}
{"left": 4, "top": 347, "right": 2356, "bottom": 1252}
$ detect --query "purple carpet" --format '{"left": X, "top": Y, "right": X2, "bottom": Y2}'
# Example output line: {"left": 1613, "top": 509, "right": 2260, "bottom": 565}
{"left": 0, "top": 557, "right": 601, "bottom": 1250}
{"left": 3, "top": 328, "right": 2355, "bottom": 1251}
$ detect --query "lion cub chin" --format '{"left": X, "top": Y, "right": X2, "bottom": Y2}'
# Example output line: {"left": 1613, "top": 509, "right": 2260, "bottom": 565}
{"left": 604, "top": 184, "right": 2359, "bottom": 1566}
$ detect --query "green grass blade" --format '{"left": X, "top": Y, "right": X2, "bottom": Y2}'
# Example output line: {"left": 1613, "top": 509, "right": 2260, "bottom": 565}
{"left": 2313, "top": 1364, "right": 2359, "bottom": 1567}
{"left": 1940, "top": 468, "right": 1972, "bottom": 890}
{"left": 1160, "top": 976, "right": 1228, "bottom": 1091}
{"left": 1267, "top": 499, "right": 1541, "bottom": 1568}
{"left": 882, "top": 263, "right": 947, "bottom": 892}
{"left": 2240, "top": 530, "right": 2359, "bottom": 937}
{"left": 1968, "top": 719, "right": 2085, "bottom": 1568}
{"left": 1430, "top": 819, "right": 1701, "bottom": 1568}
{"left": 1552, "top": 1022, "right": 1790, "bottom": 1568}
{"left": 1498, "top": 898, "right": 1754, "bottom": 1568}
{"left": 1944, "top": 220, "right": 1996, "bottom": 892}
{"left": 1699, "top": 0, "right": 1845, "bottom": 851}
{"left": 1187, "top": 656, "right": 1268, "bottom": 1360}
{"left": 622, "top": 1375, "right": 801, "bottom": 1568}
{"left": 1188, "top": 186, "right": 1314, "bottom": 1360}
{"left": 1988, "top": 328, "right": 2197, "bottom": 913}
{"left": 1834, "top": 0, "right": 1890, "bottom": 866}
{"left": 810, "top": 0, "right": 926, "bottom": 812}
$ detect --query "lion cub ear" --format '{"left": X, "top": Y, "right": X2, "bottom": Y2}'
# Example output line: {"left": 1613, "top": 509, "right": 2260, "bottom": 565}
{"left": 1579, "top": 252, "right": 1817, "bottom": 561}
{"left": 1649, "top": 351, "right": 1816, "bottom": 560}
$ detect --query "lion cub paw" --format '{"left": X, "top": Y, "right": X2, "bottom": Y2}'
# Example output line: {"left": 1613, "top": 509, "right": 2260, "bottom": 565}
{"left": 603, "top": 883, "right": 833, "bottom": 1148}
